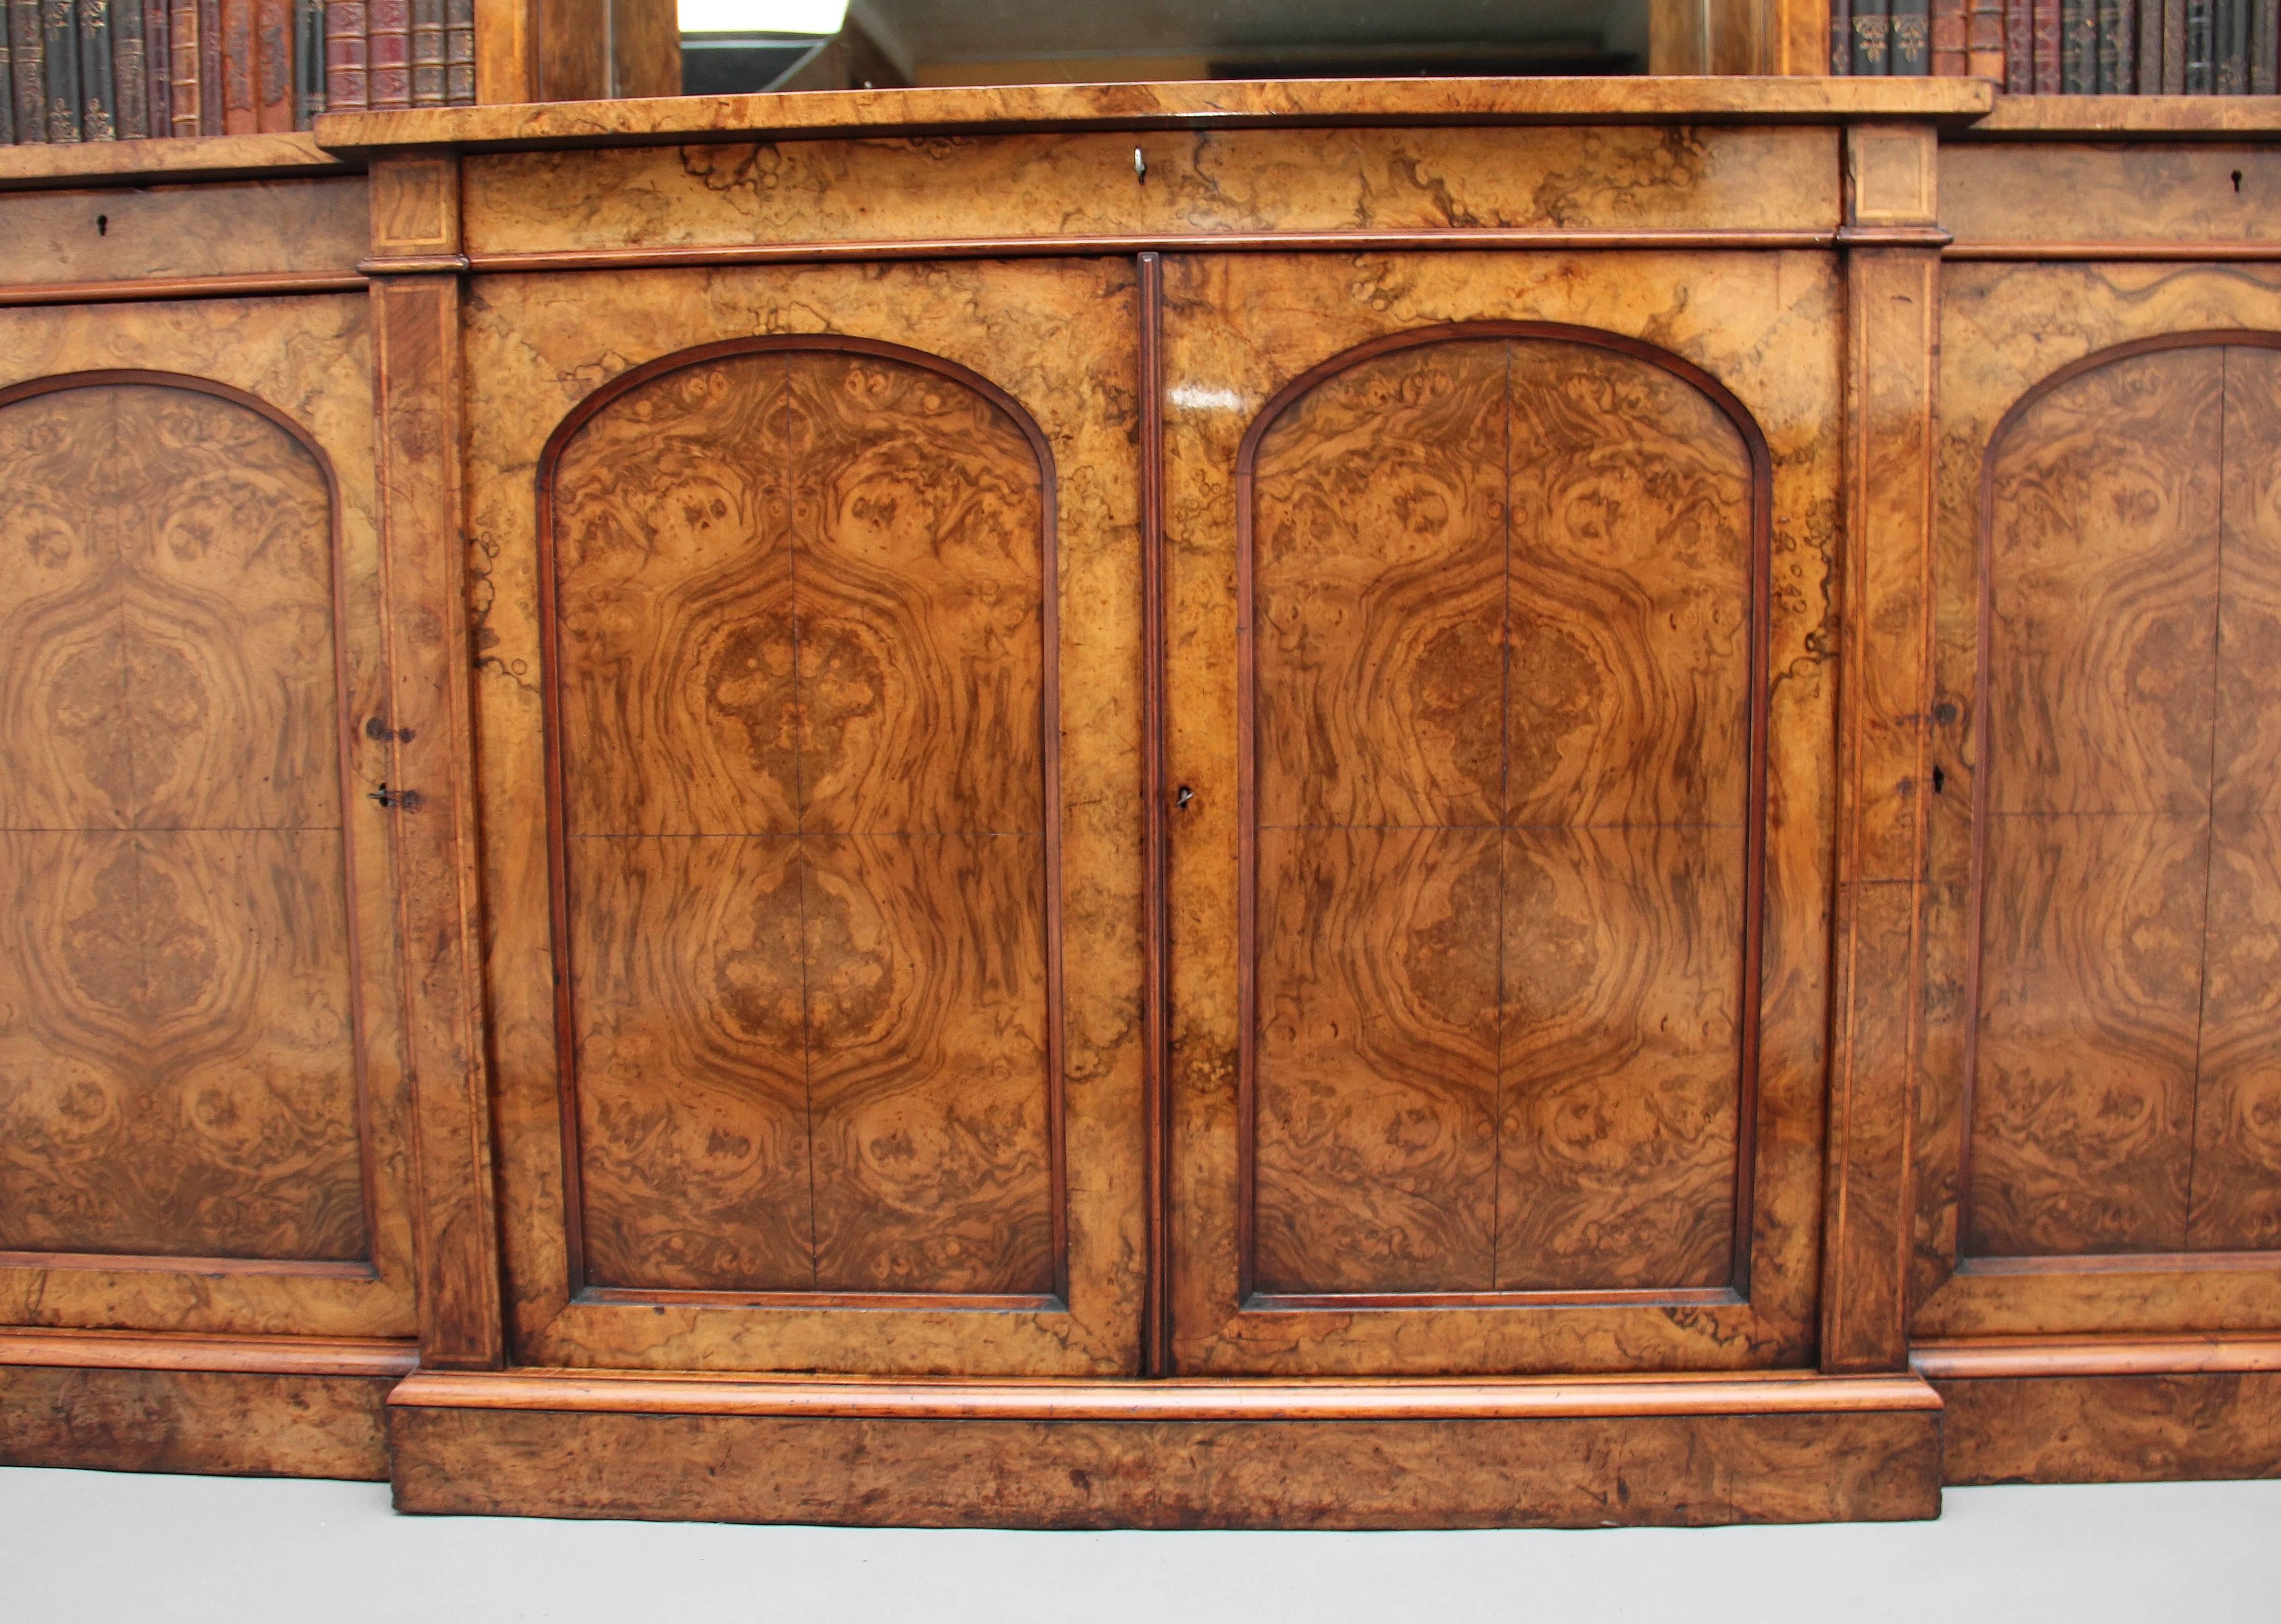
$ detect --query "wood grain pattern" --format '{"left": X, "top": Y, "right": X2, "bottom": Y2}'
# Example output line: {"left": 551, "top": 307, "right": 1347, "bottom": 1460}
{"left": 1967, "top": 337, "right": 2281, "bottom": 1267}
{"left": 1935, "top": 1369, "right": 2281, "bottom": 1484}
{"left": 0, "top": 379, "right": 367, "bottom": 1265}
{"left": 548, "top": 343, "right": 1055, "bottom": 1300}
{"left": 0, "top": 177, "right": 367, "bottom": 287}
{"left": 0, "top": 1363, "right": 395, "bottom": 1480}
{"left": 1245, "top": 333, "right": 1755, "bottom": 1302}
{"left": 390, "top": 1397, "right": 1942, "bottom": 1528}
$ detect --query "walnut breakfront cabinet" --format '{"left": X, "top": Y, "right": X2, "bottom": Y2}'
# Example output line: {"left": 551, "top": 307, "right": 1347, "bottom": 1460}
{"left": 4, "top": 82, "right": 2281, "bottom": 1527}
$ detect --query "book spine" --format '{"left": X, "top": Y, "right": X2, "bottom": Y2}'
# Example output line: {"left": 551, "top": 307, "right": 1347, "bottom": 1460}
{"left": 2186, "top": 0, "right": 2213, "bottom": 86}
{"left": 406, "top": 0, "right": 434, "bottom": 101}
{"left": 321, "top": 0, "right": 359, "bottom": 105}
{"left": 217, "top": 0, "right": 247, "bottom": 128}
{"left": 292, "top": 0, "right": 316, "bottom": 123}
{"left": 1971, "top": 0, "right": 2009, "bottom": 74}
{"left": 166, "top": 0, "right": 193, "bottom": 129}
{"left": 141, "top": 0, "right": 162, "bottom": 132}
{"left": 195, "top": 0, "right": 217, "bottom": 130}
{"left": 77, "top": 0, "right": 112, "bottom": 140}
{"left": 364, "top": 0, "right": 402, "bottom": 105}
{"left": 2033, "top": 0, "right": 2062, "bottom": 84}
{"left": 43, "top": 0, "right": 79, "bottom": 138}
{"left": 2005, "top": 0, "right": 2035, "bottom": 84}
{"left": 6, "top": 0, "right": 39, "bottom": 142}
{"left": 2139, "top": 0, "right": 2164, "bottom": 84}
{"left": 2096, "top": 0, "right": 2128, "bottom": 84}
{"left": 1854, "top": 0, "right": 1893, "bottom": 70}
{"left": 441, "top": 0, "right": 465, "bottom": 101}
{"left": 253, "top": 0, "right": 284, "bottom": 126}
{"left": 2218, "top": 0, "right": 2248, "bottom": 86}
{"left": 112, "top": 0, "right": 142, "bottom": 134}
{"left": 1894, "top": 0, "right": 1933, "bottom": 66}
{"left": 1934, "top": 0, "right": 1970, "bottom": 68}
{"left": 1834, "top": 0, "right": 1854, "bottom": 68}
{"left": 2061, "top": 0, "right": 2090, "bottom": 83}
{"left": 2254, "top": 0, "right": 2276, "bottom": 89}
{"left": 1, "top": 33, "right": 13, "bottom": 142}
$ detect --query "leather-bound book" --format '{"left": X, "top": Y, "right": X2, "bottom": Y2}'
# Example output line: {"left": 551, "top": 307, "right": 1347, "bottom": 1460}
{"left": 2005, "top": 0, "right": 2034, "bottom": 85}
{"left": 218, "top": 0, "right": 249, "bottom": 129}
{"left": 166, "top": 0, "right": 193, "bottom": 130}
{"left": 2186, "top": 0, "right": 2213, "bottom": 87}
{"left": 407, "top": 0, "right": 436, "bottom": 102}
{"left": 1855, "top": 0, "right": 1893, "bottom": 70}
{"left": 2253, "top": 0, "right": 2275, "bottom": 89}
{"left": 364, "top": 0, "right": 405, "bottom": 106}
{"left": 77, "top": 0, "right": 114, "bottom": 138}
{"left": 2163, "top": 0, "right": 2185, "bottom": 86}
{"left": 43, "top": 0, "right": 79, "bottom": 138}
{"left": 2217, "top": 0, "right": 2247, "bottom": 87}
{"left": 196, "top": 0, "right": 219, "bottom": 130}
{"left": 1, "top": 29, "right": 13, "bottom": 141}
{"left": 2060, "top": 0, "right": 2090, "bottom": 84}
{"left": 141, "top": 0, "right": 162, "bottom": 132}
{"left": 113, "top": 0, "right": 144, "bottom": 135}
{"left": 2138, "top": 0, "right": 2163, "bottom": 84}
{"left": 7, "top": 0, "right": 40, "bottom": 141}
{"left": 254, "top": 0, "right": 285, "bottom": 126}
{"left": 2033, "top": 0, "right": 2062, "bottom": 84}
{"left": 322, "top": 0, "right": 362, "bottom": 107}
{"left": 1833, "top": 0, "right": 1853, "bottom": 69}
{"left": 1970, "top": 0, "right": 2007, "bottom": 73}
{"left": 2095, "top": 0, "right": 2129, "bottom": 84}
{"left": 1934, "top": 0, "right": 1969, "bottom": 70}
{"left": 442, "top": 0, "right": 466, "bottom": 101}
{"left": 292, "top": 0, "right": 319, "bottom": 123}
{"left": 1894, "top": 0, "right": 1933, "bottom": 66}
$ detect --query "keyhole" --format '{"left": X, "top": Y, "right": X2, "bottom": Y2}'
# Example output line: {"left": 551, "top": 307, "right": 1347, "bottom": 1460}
{"left": 1174, "top": 785, "right": 1195, "bottom": 810}
{"left": 1932, "top": 765, "right": 1947, "bottom": 795}
{"left": 96, "top": 214, "right": 107, "bottom": 235}
{"left": 2234, "top": 170, "right": 2245, "bottom": 192}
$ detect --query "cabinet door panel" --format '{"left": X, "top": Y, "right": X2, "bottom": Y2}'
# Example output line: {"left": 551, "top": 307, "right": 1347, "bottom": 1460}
{"left": 1164, "top": 253, "right": 1839, "bottom": 1374}
{"left": 0, "top": 299, "right": 415, "bottom": 1341}
{"left": 469, "top": 262, "right": 1144, "bottom": 1375}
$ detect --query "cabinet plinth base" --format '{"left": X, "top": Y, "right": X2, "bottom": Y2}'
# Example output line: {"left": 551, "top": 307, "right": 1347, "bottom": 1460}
{"left": 0, "top": 1330, "right": 418, "bottom": 1481}
{"left": 386, "top": 1370, "right": 1944, "bottom": 1529}
{"left": 1917, "top": 1336, "right": 2281, "bottom": 1486}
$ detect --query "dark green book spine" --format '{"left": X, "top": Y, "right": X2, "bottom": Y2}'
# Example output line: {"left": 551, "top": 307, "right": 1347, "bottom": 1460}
{"left": 1, "top": 30, "right": 13, "bottom": 141}
{"left": 1894, "top": 0, "right": 1933, "bottom": 67}
{"left": 2096, "top": 0, "right": 2130, "bottom": 85}
{"left": 2253, "top": 0, "right": 2276, "bottom": 89}
{"left": 2217, "top": 0, "right": 2248, "bottom": 86}
{"left": 1854, "top": 0, "right": 1893, "bottom": 71}
{"left": 2139, "top": 0, "right": 2164, "bottom": 86}
{"left": 76, "top": 0, "right": 111, "bottom": 136}
{"left": 9, "top": 0, "right": 44, "bottom": 143}
{"left": 2061, "top": 0, "right": 2091, "bottom": 83}
{"left": 292, "top": 0, "right": 317, "bottom": 123}
{"left": 2186, "top": 0, "right": 2214, "bottom": 86}
{"left": 42, "top": 0, "right": 78, "bottom": 138}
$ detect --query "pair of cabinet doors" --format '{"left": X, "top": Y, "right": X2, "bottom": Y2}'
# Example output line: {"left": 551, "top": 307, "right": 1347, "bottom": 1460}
{"left": 465, "top": 249, "right": 1840, "bottom": 1380}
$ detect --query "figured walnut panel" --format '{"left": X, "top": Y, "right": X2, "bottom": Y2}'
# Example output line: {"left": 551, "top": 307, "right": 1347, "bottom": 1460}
{"left": 1248, "top": 334, "right": 1754, "bottom": 1300}
{"left": 550, "top": 345, "right": 1055, "bottom": 1300}
{"left": 0, "top": 381, "right": 367, "bottom": 1264}
{"left": 1970, "top": 338, "right": 2281, "bottom": 1264}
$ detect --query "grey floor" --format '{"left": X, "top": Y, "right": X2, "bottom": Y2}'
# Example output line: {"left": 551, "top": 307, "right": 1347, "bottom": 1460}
{"left": 4, "top": 1465, "right": 2276, "bottom": 1622}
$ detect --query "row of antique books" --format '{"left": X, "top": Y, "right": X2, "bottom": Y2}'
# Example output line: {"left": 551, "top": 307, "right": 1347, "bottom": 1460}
{"left": 0, "top": 0, "right": 472, "bottom": 143}
{"left": 1838, "top": 0, "right": 2281, "bottom": 86}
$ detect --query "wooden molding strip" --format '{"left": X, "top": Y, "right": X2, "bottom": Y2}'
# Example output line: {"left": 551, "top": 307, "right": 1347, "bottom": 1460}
{"left": 1945, "top": 241, "right": 2281, "bottom": 261}
{"left": 0, "top": 271, "right": 367, "bottom": 308}
{"left": 465, "top": 230, "right": 1841, "bottom": 277}
{"left": 0, "top": 1327, "right": 419, "bottom": 1377}
{"left": 1967, "top": 92, "right": 2281, "bottom": 136}
{"left": 0, "top": 129, "right": 355, "bottom": 191}
{"left": 0, "top": 1247, "right": 378, "bottom": 1279}
{"left": 391, "top": 1369, "right": 1942, "bottom": 1421}
{"left": 1835, "top": 225, "right": 1954, "bottom": 248}
{"left": 358, "top": 253, "right": 475, "bottom": 275}
{"left": 1913, "top": 1334, "right": 2281, "bottom": 1379}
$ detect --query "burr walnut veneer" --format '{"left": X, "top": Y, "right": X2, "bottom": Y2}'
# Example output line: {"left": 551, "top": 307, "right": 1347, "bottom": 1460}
{"left": 3, "top": 82, "right": 2280, "bottom": 1522}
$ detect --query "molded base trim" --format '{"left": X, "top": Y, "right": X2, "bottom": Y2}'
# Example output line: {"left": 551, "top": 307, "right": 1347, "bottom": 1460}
{"left": 387, "top": 1369, "right": 1944, "bottom": 1529}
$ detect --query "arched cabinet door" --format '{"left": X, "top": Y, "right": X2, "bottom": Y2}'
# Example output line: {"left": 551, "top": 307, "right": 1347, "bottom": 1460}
{"left": 1914, "top": 332, "right": 2281, "bottom": 1341}
{"left": 0, "top": 362, "right": 415, "bottom": 1347}
{"left": 1161, "top": 256, "right": 1840, "bottom": 1376}
{"left": 468, "top": 261, "right": 1148, "bottom": 1378}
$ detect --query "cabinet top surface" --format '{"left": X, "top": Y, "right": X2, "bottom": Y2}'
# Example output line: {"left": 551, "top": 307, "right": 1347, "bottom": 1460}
{"left": 310, "top": 76, "right": 1996, "bottom": 156}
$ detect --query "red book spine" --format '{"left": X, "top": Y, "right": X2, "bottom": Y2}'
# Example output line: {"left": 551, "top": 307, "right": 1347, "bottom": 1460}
{"left": 143, "top": 0, "right": 168, "bottom": 135}
{"left": 254, "top": 0, "right": 287, "bottom": 127}
{"left": 363, "top": 0, "right": 404, "bottom": 106}
{"left": 195, "top": 0, "right": 218, "bottom": 131}
{"left": 219, "top": 0, "right": 251, "bottom": 130}
{"left": 322, "top": 0, "right": 363, "bottom": 108}
{"left": 2004, "top": 0, "right": 2035, "bottom": 83}
{"left": 2032, "top": 0, "right": 2062, "bottom": 83}
{"left": 1934, "top": 0, "right": 1970, "bottom": 67}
